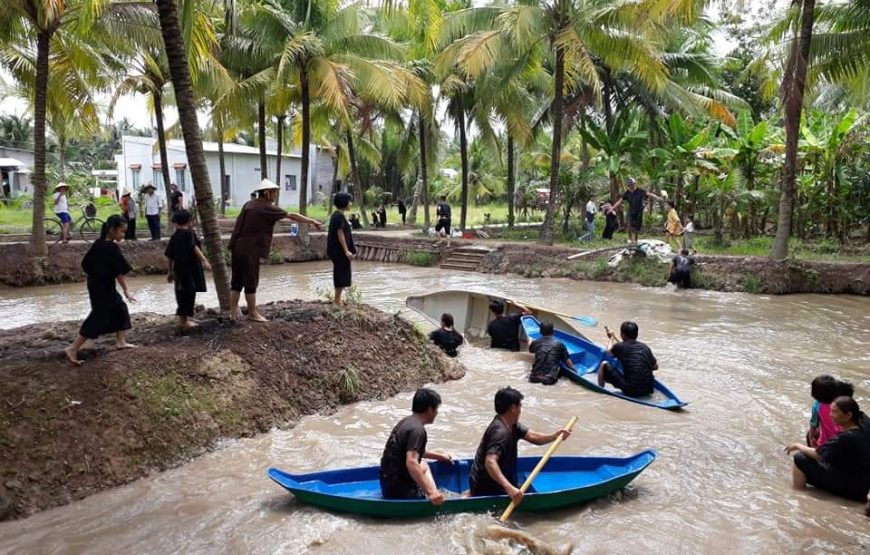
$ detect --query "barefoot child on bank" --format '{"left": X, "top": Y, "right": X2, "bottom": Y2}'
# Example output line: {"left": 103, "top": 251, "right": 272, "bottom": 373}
{"left": 327, "top": 192, "right": 357, "bottom": 304}
{"left": 165, "top": 209, "right": 212, "bottom": 329}
{"left": 65, "top": 215, "right": 137, "bottom": 366}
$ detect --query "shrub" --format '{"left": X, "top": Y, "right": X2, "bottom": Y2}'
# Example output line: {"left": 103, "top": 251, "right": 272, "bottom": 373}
{"left": 405, "top": 251, "right": 438, "bottom": 267}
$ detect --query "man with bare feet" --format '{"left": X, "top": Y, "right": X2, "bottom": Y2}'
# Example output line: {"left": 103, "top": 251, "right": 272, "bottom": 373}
{"left": 65, "top": 215, "right": 138, "bottom": 366}
{"left": 379, "top": 388, "right": 453, "bottom": 504}
{"left": 228, "top": 179, "right": 322, "bottom": 321}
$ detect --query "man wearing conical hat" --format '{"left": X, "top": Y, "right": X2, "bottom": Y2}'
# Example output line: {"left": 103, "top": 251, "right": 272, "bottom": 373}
{"left": 53, "top": 182, "right": 71, "bottom": 244}
{"left": 227, "top": 179, "right": 323, "bottom": 321}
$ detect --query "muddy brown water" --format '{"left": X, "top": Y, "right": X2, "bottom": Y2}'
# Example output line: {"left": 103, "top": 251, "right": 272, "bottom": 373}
{"left": 1, "top": 262, "right": 869, "bottom": 554}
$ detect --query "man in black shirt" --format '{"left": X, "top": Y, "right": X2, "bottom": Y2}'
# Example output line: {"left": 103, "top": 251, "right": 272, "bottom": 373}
{"left": 326, "top": 192, "right": 357, "bottom": 305}
{"left": 668, "top": 249, "right": 695, "bottom": 289}
{"left": 608, "top": 177, "right": 661, "bottom": 243}
{"left": 435, "top": 195, "right": 451, "bottom": 237}
{"left": 429, "top": 313, "right": 464, "bottom": 357}
{"left": 468, "top": 387, "right": 571, "bottom": 502}
{"left": 528, "top": 322, "right": 575, "bottom": 385}
{"left": 597, "top": 321, "right": 658, "bottom": 397}
{"left": 486, "top": 300, "right": 528, "bottom": 352}
{"left": 379, "top": 388, "right": 453, "bottom": 504}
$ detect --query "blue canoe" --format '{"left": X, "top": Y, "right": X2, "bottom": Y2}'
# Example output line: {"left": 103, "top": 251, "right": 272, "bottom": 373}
{"left": 267, "top": 450, "right": 656, "bottom": 518}
{"left": 522, "top": 316, "right": 688, "bottom": 411}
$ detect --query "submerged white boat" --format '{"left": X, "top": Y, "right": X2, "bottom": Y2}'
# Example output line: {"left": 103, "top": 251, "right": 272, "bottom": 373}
{"left": 405, "top": 290, "right": 592, "bottom": 341}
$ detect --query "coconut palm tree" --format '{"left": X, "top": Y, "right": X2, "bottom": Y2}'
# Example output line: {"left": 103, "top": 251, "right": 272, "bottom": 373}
{"left": 155, "top": 0, "right": 231, "bottom": 310}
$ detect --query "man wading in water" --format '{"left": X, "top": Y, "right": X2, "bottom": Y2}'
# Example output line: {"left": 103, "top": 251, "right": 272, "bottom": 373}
{"left": 528, "top": 322, "right": 575, "bottom": 385}
{"left": 379, "top": 388, "right": 453, "bottom": 504}
{"left": 486, "top": 300, "right": 529, "bottom": 352}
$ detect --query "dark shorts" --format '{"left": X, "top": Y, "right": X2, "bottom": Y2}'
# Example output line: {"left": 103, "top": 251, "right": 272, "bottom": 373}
{"left": 668, "top": 269, "right": 691, "bottom": 288}
{"left": 529, "top": 372, "right": 559, "bottom": 385}
{"left": 628, "top": 212, "right": 643, "bottom": 232}
{"left": 230, "top": 252, "right": 260, "bottom": 294}
{"left": 794, "top": 453, "right": 870, "bottom": 501}
{"left": 331, "top": 255, "right": 352, "bottom": 288}
{"left": 57, "top": 212, "right": 72, "bottom": 224}
{"left": 380, "top": 478, "right": 424, "bottom": 500}
{"left": 601, "top": 362, "right": 652, "bottom": 397}
{"left": 435, "top": 217, "right": 451, "bottom": 234}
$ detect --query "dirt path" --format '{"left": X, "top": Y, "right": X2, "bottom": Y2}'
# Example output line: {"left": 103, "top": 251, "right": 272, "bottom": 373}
{"left": 0, "top": 301, "right": 464, "bottom": 521}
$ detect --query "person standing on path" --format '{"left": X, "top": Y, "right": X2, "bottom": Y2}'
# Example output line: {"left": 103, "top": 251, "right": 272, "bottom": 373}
{"left": 143, "top": 184, "right": 163, "bottom": 240}
{"left": 121, "top": 191, "right": 137, "bottom": 241}
{"left": 664, "top": 200, "right": 684, "bottom": 250}
{"left": 580, "top": 197, "right": 598, "bottom": 241}
{"left": 393, "top": 198, "right": 407, "bottom": 225}
{"left": 53, "top": 183, "right": 71, "bottom": 244}
{"left": 165, "top": 209, "right": 212, "bottom": 329}
{"left": 601, "top": 201, "right": 618, "bottom": 240}
{"left": 169, "top": 183, "right": 184, "bottom": 221}
{"left": 228, "top": 179, "right": 322, "bottom": 321}
{"left": 64, "top": 215, "right": 137, "bottom": 366}
{"left": 608, "top": 177, "right": 662, "bottom": 243}
{"left": 435, "top": 195, "right": 452, "bottom": 242}
{"left": 326, "top": 192, "right": 357, "bottom": 305}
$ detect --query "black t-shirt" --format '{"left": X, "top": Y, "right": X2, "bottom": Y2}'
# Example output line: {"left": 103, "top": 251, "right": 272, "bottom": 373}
{"left": 529, "top": 336, "right": 569, "bottom": 382}
{"left": 622, "top": 189, "right": 647, "bottom": 217}
{"left": 818, "top": 426, "right": 870, "bottom": 482}
{"left": 327, "top": 210, "right": 356, "bottom": 259}
{"left": 436, "top": 201, "right": 451, "bottom": 219}
{"left": 611, "top": 340, "right": 658, "bottom": 393}
{"left": 165, "top": 229, "right": 207, "bottom": 292}
{"left": 674, "top": 254, "right": 694, "bottom": 273}
{"left": 379, "top": 415, "right": 428, "bottom": 491}
{"left": 469, "top": 416, "right": 529, "bottom": 495}
{"left": 487, "top": 314, "right": 523, "bottom": 351}
{"left": 430, "top": 328, "right": 464, "bottom": 357}
{"left": 170, "top": 191, "right": 184, "bottom": 211}
{"left": 397, "top": 200, "right": 406, "bottom": 213}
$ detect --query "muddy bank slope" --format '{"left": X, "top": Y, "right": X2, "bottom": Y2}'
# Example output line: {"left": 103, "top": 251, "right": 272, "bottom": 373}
{"left": 0, "top": 301, "right": 464, "bottom": 521}
{"left": 479, "top": 243, "right": 870, "bottom": 295}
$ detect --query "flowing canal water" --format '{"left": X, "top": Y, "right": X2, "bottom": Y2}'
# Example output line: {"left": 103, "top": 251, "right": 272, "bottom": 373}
{"left": 1, "top": 262, "right": 868, "bottom": 554}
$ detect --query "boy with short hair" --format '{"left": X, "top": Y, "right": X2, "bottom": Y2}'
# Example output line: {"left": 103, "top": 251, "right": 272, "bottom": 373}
{"left": 165, "top": 209, "right": 212, "bottom": 329}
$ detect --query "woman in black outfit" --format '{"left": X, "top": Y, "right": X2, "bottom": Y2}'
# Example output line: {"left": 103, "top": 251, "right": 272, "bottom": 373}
{"left": 786, "top": 396, "right": 870, "bottom": 502}
{"left": 327, "top": 192, "right": 357, "bottom": 304}
{"left": 64, "top": 215, "right": 137, "bottom": 365}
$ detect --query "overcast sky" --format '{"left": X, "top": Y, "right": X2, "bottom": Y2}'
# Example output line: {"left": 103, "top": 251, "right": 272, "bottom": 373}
{"left": 0, "top": 1, "right": 792, "bottom": 135}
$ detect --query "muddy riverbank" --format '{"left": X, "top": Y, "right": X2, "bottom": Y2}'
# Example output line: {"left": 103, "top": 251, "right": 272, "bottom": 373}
{"left": 0, "top": 301, "right": 464, "bottom": 521}
{"left": 1, "top": 232, "right": 866, "bottom": 295}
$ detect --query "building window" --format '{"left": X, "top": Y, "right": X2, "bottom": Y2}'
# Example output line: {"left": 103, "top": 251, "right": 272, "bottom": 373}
{"left": 131, "top": 169, "right": 140, "bottom": 189}
{"left": 175, "top": 167, "right": 187, "bottom": 191}
{"left": 153, "top": 167, "right": 163, "bottom": 189}
{"left": 284, "top": 174, "right": 297, "bottom": 191}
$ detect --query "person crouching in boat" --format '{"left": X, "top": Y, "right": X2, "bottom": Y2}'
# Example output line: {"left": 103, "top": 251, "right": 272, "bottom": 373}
{"left": 468, "top": 387, "right": 571, "bottom": 503}
{"left": 597, "top": 321, "right": 658, "bottom": 397}
{"left": 528, "top": 322, "right": 575, "bottom": 385}
{"left": 786, "top": 396, "right": 870, "bottom": 504}
{"left": 379, "top": 388, "right": 454, "bottom": 505}
{"left": 429, "top": 313, "right": 464, "bottom": 357}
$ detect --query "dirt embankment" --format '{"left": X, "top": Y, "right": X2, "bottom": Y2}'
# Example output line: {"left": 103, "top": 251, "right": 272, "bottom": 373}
{"left": 0, "top": 301, "right": 464, "bottom": 521}
{"left": 478, "top": 243, "right": 870, "bottom": 295}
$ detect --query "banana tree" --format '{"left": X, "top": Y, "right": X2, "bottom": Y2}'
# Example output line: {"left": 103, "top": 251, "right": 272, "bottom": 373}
{"left": 648, "top": 112, "right": 708, "bottom": 212}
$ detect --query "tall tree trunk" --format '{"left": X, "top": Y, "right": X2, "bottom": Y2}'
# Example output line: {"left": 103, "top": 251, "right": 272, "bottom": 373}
{"left": 299, "top": 70, "right": 311, "bottom": 214}
{"left": 258, "top": 102, "right": 267, "bottom": 180}
{"left": 540, "top": 46, "right": 565, "bottom": 245}
{"left": 507, "top": 134, "right": 515, "bottom": 228}
{"left": 156, "top": 0, "right": 230, "bottom": 310}
{"left": 458, "top": 100, "right": 469, "bottom": 232}
{"left": 772, "top": 0, "right": 816, "bottom": 259}
{"left": 275, "top": 114, "right": 284, "bottom": 205}
{"left": 28, "top": 30, "right": 52, "bottom": 257}
{"left": 218, "top": 129, "right": 227, "bottom": 216}
{"left": 346, "top": 130, "right": 369, "bottom": 227}
{"left": 419, "top": 112, "right": 430, "bottom": 229}
{"left": 58, "top": 136, "right": 66, "bottom": 180}
{"left": 675, "top": 173, "right": 685, "bottom": 215}
{"left": 154, "top": 91, "right": 174, "bottom": 230}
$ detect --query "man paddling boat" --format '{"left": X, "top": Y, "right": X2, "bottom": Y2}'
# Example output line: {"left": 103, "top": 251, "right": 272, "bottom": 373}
{"left": 597, "top": 321, "right": 658, "bottom": 397}
{"left": 379, "top": 388, "right": 453, "bottom": 505}
{"left": 468, "top": 387, "right": 571, "bottom": 503}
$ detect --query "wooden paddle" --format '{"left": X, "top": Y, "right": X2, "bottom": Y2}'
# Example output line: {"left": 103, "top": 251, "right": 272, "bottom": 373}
{"left": 499, "top": 415, "right": 579, "bottom": 523}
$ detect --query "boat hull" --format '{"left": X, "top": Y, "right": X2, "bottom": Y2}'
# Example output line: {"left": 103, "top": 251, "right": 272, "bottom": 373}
{"left": 521, "top": 316, "right": 687, "bottom": 411}
{"left": 268, "top": 451, "right": 656, "bottom": 518}
{"left": 405, "top": 290, "right": 588, "bottom": 341}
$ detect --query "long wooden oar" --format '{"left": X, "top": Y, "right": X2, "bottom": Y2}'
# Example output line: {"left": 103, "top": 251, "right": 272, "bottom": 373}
{"left": 499, "top": 415, "right": 579, "bottom": 522}
{"left": 512, "top": 300, "right": 599, "bottom": 328}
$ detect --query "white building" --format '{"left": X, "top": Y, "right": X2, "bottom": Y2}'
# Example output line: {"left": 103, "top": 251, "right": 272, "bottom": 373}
{"left": 117, "top": 136, "right": 336, "bottom": 209}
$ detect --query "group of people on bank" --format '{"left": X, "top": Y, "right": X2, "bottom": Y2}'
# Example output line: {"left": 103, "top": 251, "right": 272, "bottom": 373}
{"left": 380, "top": 387, "right": 570, "bottom": 505}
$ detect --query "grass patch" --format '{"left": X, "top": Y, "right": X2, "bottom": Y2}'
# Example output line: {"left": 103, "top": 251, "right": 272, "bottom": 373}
{"left": 615, "top": 256, "right": 667, "bottom": 287}
{"left": 0, "top": 203, "right": 124, "bottom": 234}
{"left": 404, "top": 250, "right": 438, "bottom": 267}
{"left": 267, "top": 249, "right": 284, "bottom": 264}
{"left": 739, "top": 274, "right": 764, "bottom": 294}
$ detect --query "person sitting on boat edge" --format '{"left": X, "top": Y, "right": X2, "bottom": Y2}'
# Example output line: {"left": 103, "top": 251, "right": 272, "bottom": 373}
{"left": 430, "top": 313, "right": 464, "bottom": 357}
{"left": 786, "top": 396, "right": 870, "bottom": 503}
{"left": 597, "top": 321, "right": 658, "bottom": 398}
{"left": 486, "top": 300, "right": 530, "bottom": 352}
{"left": 468, "top": 387, "right": 571, "bottom": 503}
{"left": 528, "top": 322, "right": 575, "bottom": 386}
{"left": 379, "top": 388, "right": 453, "bottom": 505}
